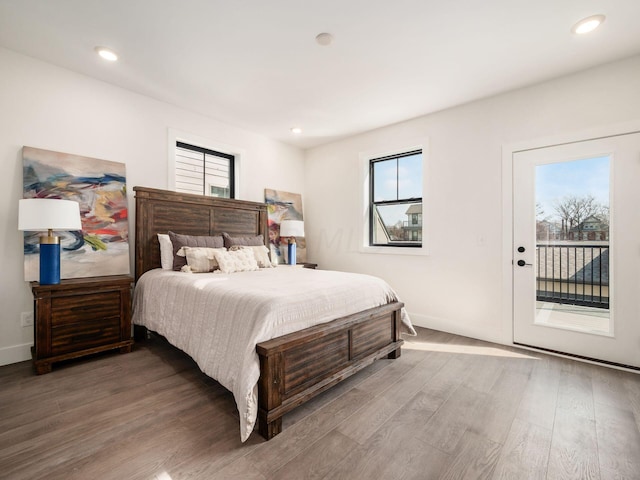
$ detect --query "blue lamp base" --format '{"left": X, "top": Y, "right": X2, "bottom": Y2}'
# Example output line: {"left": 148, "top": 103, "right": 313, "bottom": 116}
{"left": 287, "top": 242, "right": 296, "bottom": 265}
{"left": 39, "top": 242, "right": 61, "bottom": 285}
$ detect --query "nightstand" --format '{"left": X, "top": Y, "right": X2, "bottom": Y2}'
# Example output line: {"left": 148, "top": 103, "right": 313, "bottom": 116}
{"left": 30, "top": 275, "right": 134, "bottom": 374}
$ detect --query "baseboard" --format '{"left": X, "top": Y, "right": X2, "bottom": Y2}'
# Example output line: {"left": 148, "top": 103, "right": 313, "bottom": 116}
{"left": 0, "top": 343, "right": 32, "bottom": 366}
{"left": 407, "top": 312, "right": 503, "bottom": 345}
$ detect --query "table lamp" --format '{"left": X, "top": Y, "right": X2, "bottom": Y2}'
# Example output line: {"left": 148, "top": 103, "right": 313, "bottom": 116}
{"left": 279, "top": 220, "right": 304, "bottom": 265}
{"left": 18, "top": 198, "right": 82, "bottom": 284}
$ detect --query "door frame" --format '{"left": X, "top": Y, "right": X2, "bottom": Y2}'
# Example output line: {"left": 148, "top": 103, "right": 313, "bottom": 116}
{"left": 500, "top": 121, "right": 640, "bottom": 362}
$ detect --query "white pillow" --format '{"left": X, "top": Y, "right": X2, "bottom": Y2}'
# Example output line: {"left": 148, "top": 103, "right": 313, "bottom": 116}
{"left": 212, "top": 248, "right": 259, "bottom": 274}
{"left": 157, "top": 234, "right": 173, "bottom": 270}
{"left": 178, "top": 247, "right": 226, "bottom": 273}
{"left": 229, "top": 245, "right": 274, "bottom": 268}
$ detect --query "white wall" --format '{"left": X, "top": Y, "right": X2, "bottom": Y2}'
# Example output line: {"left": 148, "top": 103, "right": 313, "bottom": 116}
{"left": 3, "top": 47, "right": 639, "bottom": 366}
{"left": 0, "top": 47, "right": 305, "bottom": 365}
{"left": 304, "top": 55, "right": 640, "bottom": 345}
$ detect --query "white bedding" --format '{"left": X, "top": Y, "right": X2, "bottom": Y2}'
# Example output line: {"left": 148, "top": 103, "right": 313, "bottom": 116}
{"left": 132, "top": 267, "right": 415, "bottom": 442}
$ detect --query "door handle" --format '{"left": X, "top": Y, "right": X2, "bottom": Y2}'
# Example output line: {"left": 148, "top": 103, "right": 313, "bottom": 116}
{"left": 517, "top": 260, "right": 532, "bottom": 267}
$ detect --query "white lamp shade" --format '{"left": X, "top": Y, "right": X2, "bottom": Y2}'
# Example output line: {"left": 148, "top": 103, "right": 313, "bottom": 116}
{"left": 18, "top": 198, "right": 82, "bottom": 231}
{"left": 279, "top": 220, "right": 305, "bottom": 237}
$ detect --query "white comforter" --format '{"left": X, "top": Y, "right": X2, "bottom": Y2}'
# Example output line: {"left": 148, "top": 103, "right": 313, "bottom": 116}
{"left": 132, "top": 267, "right": 415, "bottom": 442}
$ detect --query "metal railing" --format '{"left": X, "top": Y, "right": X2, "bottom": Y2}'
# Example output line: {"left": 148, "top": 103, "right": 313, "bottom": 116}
{"left": 536, "top": 244, "right": 609, "bottom": 309}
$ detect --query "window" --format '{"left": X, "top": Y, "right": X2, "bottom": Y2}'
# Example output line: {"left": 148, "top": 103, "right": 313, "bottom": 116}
{"left": 175, "top": 141, "right": 235, "bottom": 198}
{"left": 370, "top": 150, "right": 422, "bottom": 247}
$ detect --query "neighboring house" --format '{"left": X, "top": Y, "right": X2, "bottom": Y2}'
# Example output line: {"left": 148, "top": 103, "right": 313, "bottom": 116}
{"left": 537, "top": 216, "right": 609, "bottom": 242}
{"left": 404, "top": 204, "right": 422, "bottom": 242}
{"left": 568, "top": 215, "right": 609, "bottom": 241}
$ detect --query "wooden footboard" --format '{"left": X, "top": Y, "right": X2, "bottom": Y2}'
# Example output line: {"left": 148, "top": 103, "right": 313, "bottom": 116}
{"left": 256, "top": 301, "right": 404, "bottom": 439}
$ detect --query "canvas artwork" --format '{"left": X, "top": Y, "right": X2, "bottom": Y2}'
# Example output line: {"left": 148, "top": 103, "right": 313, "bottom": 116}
{"left": 22, "top": 146, "right": 130, "bottom": 280}
{"left": 264, "top": 188, "right": 306, "bottom": 264}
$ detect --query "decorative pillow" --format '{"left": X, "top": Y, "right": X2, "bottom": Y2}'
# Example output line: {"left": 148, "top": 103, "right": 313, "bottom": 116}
{"left": 222, "top": 232, "right": 265, "bottom": 248}
{"left": 157, "top": 233, "right": 173, "bottom": 270}
{"left": 177, "top": 247, "right": 226, "bottom": 273}
{"left": 212, "top": 248, "right": 259, "bottom": 274}
{"left": 168, "top": 231, "right": 224, "bottom": 271}
{"left": 229, "top": 245, "right": 274, "bottom": 268}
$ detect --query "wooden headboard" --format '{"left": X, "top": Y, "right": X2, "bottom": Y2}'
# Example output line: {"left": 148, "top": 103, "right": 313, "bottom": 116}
{"left": 134, "top": 186, "right": 268, "bottom": 280}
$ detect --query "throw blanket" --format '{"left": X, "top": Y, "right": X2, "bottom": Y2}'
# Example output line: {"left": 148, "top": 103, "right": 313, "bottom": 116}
{"left": 132, "top": 267, "right": 415, "bottom": 441}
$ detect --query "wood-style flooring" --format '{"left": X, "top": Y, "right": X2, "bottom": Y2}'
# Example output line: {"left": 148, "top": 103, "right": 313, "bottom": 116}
{"left": 1, "top": 327, "right": 639, "bottom": 480}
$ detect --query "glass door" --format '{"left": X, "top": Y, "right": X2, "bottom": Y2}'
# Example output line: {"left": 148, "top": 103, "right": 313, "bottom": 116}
{"left": 513, "top": 133, "right": 640, "bottom": 368}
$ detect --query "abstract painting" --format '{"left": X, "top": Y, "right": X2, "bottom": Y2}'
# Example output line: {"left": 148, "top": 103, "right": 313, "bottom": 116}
{"left": 264, "top": 188, "right": 306, "bottom": 264}
{"left": 23, "top": 146, "right": 130, "bottom": 280}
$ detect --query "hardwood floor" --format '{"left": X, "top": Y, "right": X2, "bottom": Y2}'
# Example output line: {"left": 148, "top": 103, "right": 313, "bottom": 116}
{"left": 1, "top": 327, "right": 639, "bottom": 480}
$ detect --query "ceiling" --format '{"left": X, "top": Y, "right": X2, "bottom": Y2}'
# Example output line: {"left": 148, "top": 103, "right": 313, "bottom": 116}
{"left": 1, "top": 1, "right": 639, "bottom": 149}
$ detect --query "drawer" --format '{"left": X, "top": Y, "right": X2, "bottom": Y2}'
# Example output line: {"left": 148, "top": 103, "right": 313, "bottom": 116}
{"left": 51, "top": 316, "right": 121, "bottom": 355}
{"left": 51, "top": 291, "right": 121, "bottom": 326}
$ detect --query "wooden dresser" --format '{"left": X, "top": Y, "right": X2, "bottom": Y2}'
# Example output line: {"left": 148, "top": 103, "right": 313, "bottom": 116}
{"left": 30, "top": 275, "right": 134, "bottom": 374}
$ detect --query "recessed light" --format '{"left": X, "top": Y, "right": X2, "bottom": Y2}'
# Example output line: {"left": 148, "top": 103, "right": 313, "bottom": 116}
{"left": 571, "top": 14, "right": 605, "bottom": 35}
{"left": 315, "top": 33, "right": 333, "bottom": 46}
{"left": 95, "top": 46, "right": 118, "bottom": 62}
{"left": 290, "top": 127, "right": 302, "bottom": 134}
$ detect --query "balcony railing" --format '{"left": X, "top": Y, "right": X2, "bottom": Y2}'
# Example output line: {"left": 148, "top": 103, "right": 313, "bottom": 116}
{"left": 536, "top": 244, "right": 609, "bottom": 309}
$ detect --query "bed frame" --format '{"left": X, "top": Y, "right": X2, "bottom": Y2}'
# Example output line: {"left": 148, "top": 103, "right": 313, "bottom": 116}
{"left": 133, "top": 186, "right": 404, "bottom": 439}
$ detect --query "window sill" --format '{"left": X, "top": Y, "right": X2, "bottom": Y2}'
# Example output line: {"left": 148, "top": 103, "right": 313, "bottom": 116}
{"left": 359, "top": 245, "right": 428, "bottom": 256}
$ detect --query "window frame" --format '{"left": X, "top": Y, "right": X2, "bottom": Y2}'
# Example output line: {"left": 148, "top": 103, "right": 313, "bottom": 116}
{"left": 369, "top": 149, "right": 423, "bottom": 248}
{"left": 359, "top": 140, "right": 428, "bottom": 256}
{"left": 167, "top": 129, "right": 243, "bottom": 199}
{"left": 175, "top": 141, "right": 235, "bottom": 198}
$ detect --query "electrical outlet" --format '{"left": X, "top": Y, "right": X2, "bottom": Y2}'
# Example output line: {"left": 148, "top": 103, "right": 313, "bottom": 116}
{"left": 20, "top": 311, "right": 34, "bottom": 327}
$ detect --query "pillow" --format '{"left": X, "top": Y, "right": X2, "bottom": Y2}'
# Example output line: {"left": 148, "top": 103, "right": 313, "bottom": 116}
{"left": 168, "top": 231, "right": 224, "bottom": 271}
{"left": 157, "top": 234, "right": 173, "bottom": 270}
{"left": 212, "top": 248, "right": 259, "bottom": 274}
{"left": 222, "top": 232, "right": 265, "bottom": 248}
{"left": 178, "top": 247, "right": 226, "bottom": 273}
{"left": 229, "top": 245, "right": 274, "bottom": 268}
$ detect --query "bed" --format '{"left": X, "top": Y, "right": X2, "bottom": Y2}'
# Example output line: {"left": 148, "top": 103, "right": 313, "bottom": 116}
{"left": 132, "top": 186, "right": 411, "bottom": 441}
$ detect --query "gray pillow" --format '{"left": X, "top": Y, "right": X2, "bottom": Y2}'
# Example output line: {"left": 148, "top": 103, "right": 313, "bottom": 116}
{"left": 168, "top": 231, "right": 224, "bottom": 271}
{"left": 222, "top": 232, "right": 264, "bottom": 248}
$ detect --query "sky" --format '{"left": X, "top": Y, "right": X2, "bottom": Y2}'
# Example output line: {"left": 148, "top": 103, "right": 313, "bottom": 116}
{"left": 374, "top": 153, "right": 422, "bottom": 226}
{"left": 535, "top": 155, "right": 610, "bottom": 221}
